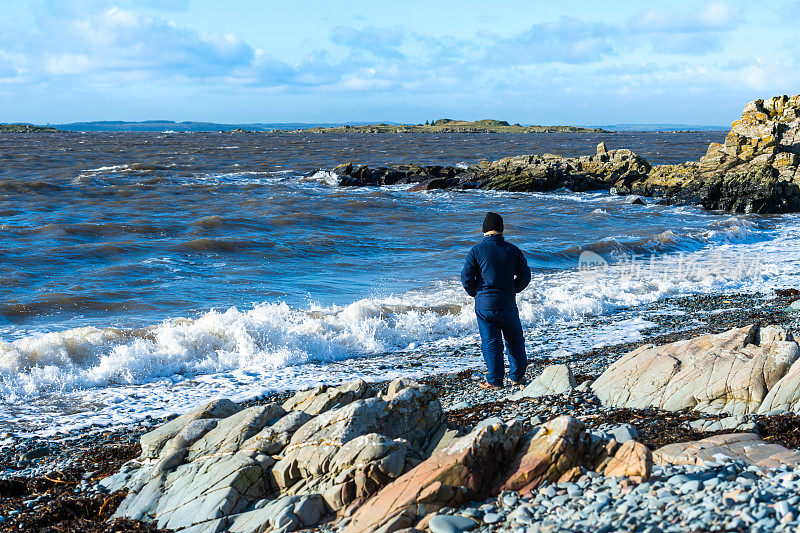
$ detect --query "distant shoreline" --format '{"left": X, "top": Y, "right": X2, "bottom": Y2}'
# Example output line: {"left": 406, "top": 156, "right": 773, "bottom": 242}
{"left": 2, "top": 119, "right": 728, "bottom": 133}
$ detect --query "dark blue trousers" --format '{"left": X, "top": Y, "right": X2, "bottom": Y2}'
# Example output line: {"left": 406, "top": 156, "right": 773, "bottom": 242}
{"left": 476, "top": 308, "right": 527, "bottom": 386}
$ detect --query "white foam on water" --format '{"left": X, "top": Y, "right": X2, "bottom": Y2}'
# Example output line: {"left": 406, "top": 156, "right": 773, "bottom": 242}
{"left": 1, "top": 211, "right": 799, "bottom": 436}
{"left": 302, "top": 170, "right": 339, "bottom": 186}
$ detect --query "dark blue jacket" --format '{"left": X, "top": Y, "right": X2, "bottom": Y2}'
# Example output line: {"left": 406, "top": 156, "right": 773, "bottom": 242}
{"left": 461, "top": 234, "right": 531, "bottom": 310}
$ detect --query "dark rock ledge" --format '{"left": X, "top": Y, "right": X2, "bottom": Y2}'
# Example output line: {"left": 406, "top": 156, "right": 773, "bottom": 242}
{"left": 330, "top": 93, "right": 800, "bottom": 214}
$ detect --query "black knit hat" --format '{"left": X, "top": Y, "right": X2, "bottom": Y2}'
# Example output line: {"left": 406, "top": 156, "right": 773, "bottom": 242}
{"left": 482, "top": 212, "right": 504, "bottom": 233}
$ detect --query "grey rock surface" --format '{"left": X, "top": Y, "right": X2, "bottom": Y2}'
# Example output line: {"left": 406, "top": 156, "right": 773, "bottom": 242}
{"left": 111, "top": 378, "right": 443, "bottom": 531}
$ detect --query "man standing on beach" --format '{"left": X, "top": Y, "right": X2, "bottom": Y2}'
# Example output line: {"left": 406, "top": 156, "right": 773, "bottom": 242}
{"left": 461, "top": 212, "right": 531, "bottom": 389}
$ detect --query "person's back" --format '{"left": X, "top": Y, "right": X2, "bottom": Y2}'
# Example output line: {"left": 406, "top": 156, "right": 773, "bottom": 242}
{"left": 461, "top": 234, "right": 530, "bottom": 311}
{"left": 461, "top": 212, "right": 531, "bottom": 389}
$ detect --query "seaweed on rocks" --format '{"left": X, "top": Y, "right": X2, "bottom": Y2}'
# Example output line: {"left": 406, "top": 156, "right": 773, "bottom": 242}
{"left": 755, "top": 414, "right": 800, "bottom": 449}
{"left": 0, "top": 435, "right": 161, "bottom": 532}
{"left": 776, "top": 288, "right": 800, "bottom": 303}
{"left": 581, "top": 408, "right": 727, "bottom": 450}
{"left": 0, "top": 471, "right": 166, "bottom": 532}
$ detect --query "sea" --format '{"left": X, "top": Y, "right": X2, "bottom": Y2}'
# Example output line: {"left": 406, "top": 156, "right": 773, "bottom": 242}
{"left": 2, "top": 130, "right": 800, "bottom": 439}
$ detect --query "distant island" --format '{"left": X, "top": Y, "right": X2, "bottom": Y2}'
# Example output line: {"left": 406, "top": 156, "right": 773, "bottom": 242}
{"left": 1, "top": 120, "right": 729, "bottom": 133}
{"left": 0, "top": 123, "right": 58, "bottom": 133}
{"left": 281, "top": 118, "right": 606, "bottom": 134}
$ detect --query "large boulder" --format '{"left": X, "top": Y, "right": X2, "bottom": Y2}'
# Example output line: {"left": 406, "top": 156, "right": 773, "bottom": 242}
{"left": 508, "top": 364, "right": 576, "bottom": 400}
{"left": 591, "top": 324, "right": 800, "bottom": 415}
{"left": 109, "top": 378, "right": 444, "bottom": 532}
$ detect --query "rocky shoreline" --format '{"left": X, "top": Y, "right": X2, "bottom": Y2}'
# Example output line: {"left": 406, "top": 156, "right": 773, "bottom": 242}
{"left": 2, "top": 291, "right": 800, "bottom": 532}
{"left": 329, "top": 94, "right": 800, "bottom": 214}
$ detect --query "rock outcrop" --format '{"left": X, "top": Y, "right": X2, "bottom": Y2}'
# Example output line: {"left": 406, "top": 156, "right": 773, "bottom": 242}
{"left": 332, "top": 146, "right": 652, "bottom": 194}
{"left": 591, "top": 324, "right": 800, "bottom": 416}
{"left": 104, "top": 380, "right": 660, "bottom": 533}
{"left": 104, "top": 378, "right": 444, "bottom": 532}
{"left": 329, "top": 93, "right": 800, "bottom": 213}
{"left": 343, "top": 415, "right": 649, "bottom": 533}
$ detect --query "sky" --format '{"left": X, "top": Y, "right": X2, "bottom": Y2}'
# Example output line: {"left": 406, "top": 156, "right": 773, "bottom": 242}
{"left": 0, "top": 0, "right": 799, "bottom": 125}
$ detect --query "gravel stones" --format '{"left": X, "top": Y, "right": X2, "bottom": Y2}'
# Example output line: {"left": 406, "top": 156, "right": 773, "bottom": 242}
{"left": 460, "top": 459, "right": 800, "bottom": 532}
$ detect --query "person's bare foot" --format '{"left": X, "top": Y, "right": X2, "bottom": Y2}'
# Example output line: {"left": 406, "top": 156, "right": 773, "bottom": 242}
{"left": 509, "top": 378, "right": 528, "bottom": 386}
{"left": 479, "top": 381, "right": 504, "bottom": 390}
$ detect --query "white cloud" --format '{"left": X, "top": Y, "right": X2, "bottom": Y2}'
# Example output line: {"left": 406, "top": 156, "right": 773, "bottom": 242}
{"left": 630, "top": 2, "right": 738, "bottom": 33}
{"left": 0, "top": 1, "right": 796, "bottom": 123}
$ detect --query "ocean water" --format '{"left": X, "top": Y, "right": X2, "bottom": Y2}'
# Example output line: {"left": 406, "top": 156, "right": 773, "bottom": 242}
{"left": 2, "top": 130, "right": 800, "bottom": 437}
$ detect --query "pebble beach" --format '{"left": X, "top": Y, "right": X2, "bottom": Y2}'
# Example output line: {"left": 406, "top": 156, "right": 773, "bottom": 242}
{"left": 3, "top": 290, "right": 800, "bottom": 532}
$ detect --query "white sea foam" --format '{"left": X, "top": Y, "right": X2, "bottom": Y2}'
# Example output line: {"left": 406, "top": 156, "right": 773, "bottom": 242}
{"left": 80, "top": 164, "right": 132, "bottom": 172}
{"left": 1, "top": 214, "right": 799, "bottom": 436}
{"left": 302, "top": 170, "right": 339, "bottom": 186}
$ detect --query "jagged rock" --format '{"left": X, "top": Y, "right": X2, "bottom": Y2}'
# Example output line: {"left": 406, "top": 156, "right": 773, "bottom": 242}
{"left": 499, "top": 416, "right": 597, "bottom": 495}
{"left": 273, "top": 379, "right": 443, "bottom": 503}
{"left": 228, "top": 494, "right": 327, "bottom": 533}
{"left": 639, "top": 93, "right": 800, "bottom": 213}
{"left": 111, "top": 379, "right": 443, "bottom": 532}
{"left": 281, "top": 378, "right": 373, "bottom": 415}
{"left": 186, "top": 403, "right": 286, "bottom": 461}
{"left": 591, "top": 324, "right": 800, "bottom": 415}
{"left": 331, "top": 93, "right": 800, "bottom": 213}
{"left": 140, "top": 399, "right": 242, "bottom": 459}
{"left": 344, "top": 415, "right": 641, "bottom": 532}
{"left": 239, "top": 411, "right": 314, "bottom": 456}
{"left": 602, "top": 440, "right": 652, "bottom": 482}
{"left": 758, "top": 356, "right": 800, "bottom": 414}
{"left": 343, "top": 420, "right": 526, "bottom": 533}
{"left": 115, "top": 452, "right": 275, "bottom": 531}
{"left": 508, "top": 364, "right": 576, "bottom": 400}
{"left": 653, "top": 433, "right": 800, "bottom": 469}
{"left": 180, "top": 494, "right": 328, "bottom": 533}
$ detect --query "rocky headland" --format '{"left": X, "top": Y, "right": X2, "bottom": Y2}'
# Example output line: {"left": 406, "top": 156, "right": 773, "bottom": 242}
{"left": 0, "top": 124, "right": 58, "bottom": 133}
{"left": 3, "top": 291, "right": 800, "bottom": 532}
{"left": 330, "top": 94, "right": 800, "bottom": 214}
{"left": 282, "top": 119, "right": 605, "bottom": 134}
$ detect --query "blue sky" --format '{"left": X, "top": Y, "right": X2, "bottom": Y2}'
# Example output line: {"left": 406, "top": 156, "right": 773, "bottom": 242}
{"left": 1, "top": 0, "right": 799, "bottom": 125}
